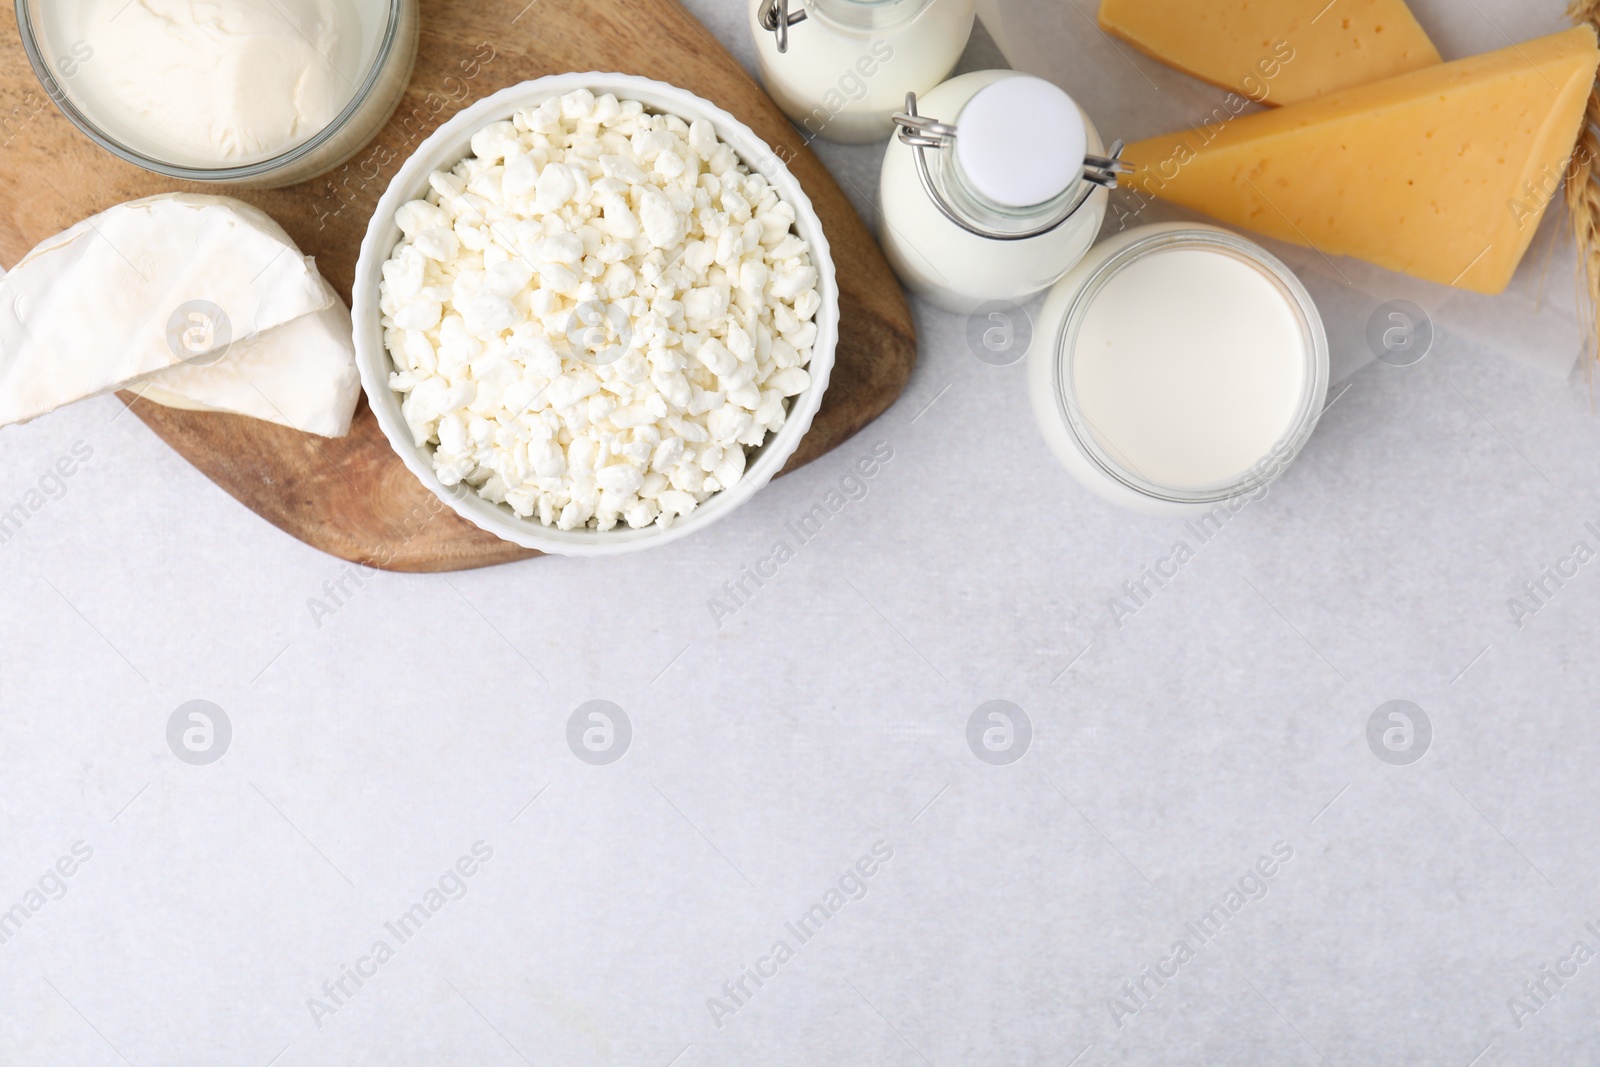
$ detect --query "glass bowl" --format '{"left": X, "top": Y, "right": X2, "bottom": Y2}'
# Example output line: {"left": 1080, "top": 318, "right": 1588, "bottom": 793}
{"left": 14, "top": 0, "right": 420, "bottom": 188}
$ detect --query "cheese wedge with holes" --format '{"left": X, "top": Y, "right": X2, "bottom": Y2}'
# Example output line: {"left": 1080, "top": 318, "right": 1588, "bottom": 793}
{"left": 1099, "top": 0, "right": 1441, "bottom": 105}
{"left": 1121, "top": 27, "right": 1600, "bottom": 294}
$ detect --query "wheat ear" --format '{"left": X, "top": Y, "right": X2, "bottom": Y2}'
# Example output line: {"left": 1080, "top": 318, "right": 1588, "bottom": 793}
{"left": 1567, "top": 1, "right": 1600, "bottom": 376}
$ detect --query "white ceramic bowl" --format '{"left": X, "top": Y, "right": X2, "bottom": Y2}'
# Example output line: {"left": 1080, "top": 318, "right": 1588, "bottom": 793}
{"left": 353, "top": 73, "right": 838, "bottom": 556}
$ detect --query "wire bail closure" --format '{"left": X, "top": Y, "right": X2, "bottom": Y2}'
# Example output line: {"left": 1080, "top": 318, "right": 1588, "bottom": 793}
{"left": 891, "top": 91, "right": 1132, "bottom": 241}
{"left": 759, "top": 0, "right": 809, "bottom": 52}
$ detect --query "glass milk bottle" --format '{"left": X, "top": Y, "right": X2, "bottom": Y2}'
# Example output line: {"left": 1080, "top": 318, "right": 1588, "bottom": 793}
{"left": 750, "top": 0, "right": 976, "bottom": 144}
{"left": 878, "top": 70, "right": 1127, "bottom": 313}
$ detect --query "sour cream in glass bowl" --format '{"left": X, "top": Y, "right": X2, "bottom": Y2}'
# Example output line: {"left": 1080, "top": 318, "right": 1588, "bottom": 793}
{"left": 16, "top": 0, "right": 419, "bottom": 187}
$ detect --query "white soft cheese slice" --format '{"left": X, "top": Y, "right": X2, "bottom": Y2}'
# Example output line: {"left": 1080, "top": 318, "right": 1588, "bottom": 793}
{"left": 136, "top": 277, "right": 361, "bottom": 439}
{"left": 0, "top": 193, "right": 332, "bottom": 427}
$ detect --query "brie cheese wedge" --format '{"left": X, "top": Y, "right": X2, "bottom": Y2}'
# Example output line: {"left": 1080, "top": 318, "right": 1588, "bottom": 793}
{"left": 0, "top": 193, "right": 360, "bottom": 437}
{"left": 136, "top": 277, "right": 362, "bottom": 439}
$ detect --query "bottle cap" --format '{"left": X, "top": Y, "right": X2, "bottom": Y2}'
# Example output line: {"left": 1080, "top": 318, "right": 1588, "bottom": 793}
{"left": 955, "top": 76, "right": 1085, "bottom": 209}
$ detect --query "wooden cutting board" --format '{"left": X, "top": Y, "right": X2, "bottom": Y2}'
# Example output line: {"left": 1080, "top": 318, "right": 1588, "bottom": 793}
{"left": 0, "top": 0, "right": 916, "bottom": 571}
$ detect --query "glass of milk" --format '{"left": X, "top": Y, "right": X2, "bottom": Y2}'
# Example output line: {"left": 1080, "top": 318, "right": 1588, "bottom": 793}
{"left": 17, "top": 0, "right": 419, "bottom": 188}
{"left": 750, "top": 0, "right": 976, "bottom": 143}
{"left": 1028, "top": 223, "right": 1330, "bottom": 515}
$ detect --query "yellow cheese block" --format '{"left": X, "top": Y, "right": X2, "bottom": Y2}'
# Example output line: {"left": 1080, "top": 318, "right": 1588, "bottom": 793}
{"left": 1099, "top": 0, "right": 1441, "bottom": 105}
{"left": 1121, "top": 26, "right": 1600, "bottom": 294}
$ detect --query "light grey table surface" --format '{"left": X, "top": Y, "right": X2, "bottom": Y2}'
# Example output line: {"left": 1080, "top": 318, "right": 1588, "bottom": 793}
{"left": 3, "top": 3, "right": 1600, "bottom": 1065}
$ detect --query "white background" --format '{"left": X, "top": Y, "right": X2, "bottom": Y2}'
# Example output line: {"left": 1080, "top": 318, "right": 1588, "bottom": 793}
{"left": 4, "top": 1, "right": 1600, "bottom": 1064}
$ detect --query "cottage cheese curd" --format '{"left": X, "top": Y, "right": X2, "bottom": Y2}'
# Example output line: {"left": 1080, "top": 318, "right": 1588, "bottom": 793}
{"left": 378, "top": 91, "right": 821, "bottom": 532}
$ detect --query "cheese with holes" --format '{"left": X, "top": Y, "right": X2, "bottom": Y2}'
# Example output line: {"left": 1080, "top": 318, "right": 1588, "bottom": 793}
{"left": 1121, "top": 27, "right": 1600, "bottom": 294}
{"left": 1099, "top": 0, "right": 1441, "bottom": 105}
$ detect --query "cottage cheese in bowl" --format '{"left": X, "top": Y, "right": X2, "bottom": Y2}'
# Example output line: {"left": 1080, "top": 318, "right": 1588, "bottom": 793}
{"left": 355, "top": 74, "right": 838, "bottom": 555}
